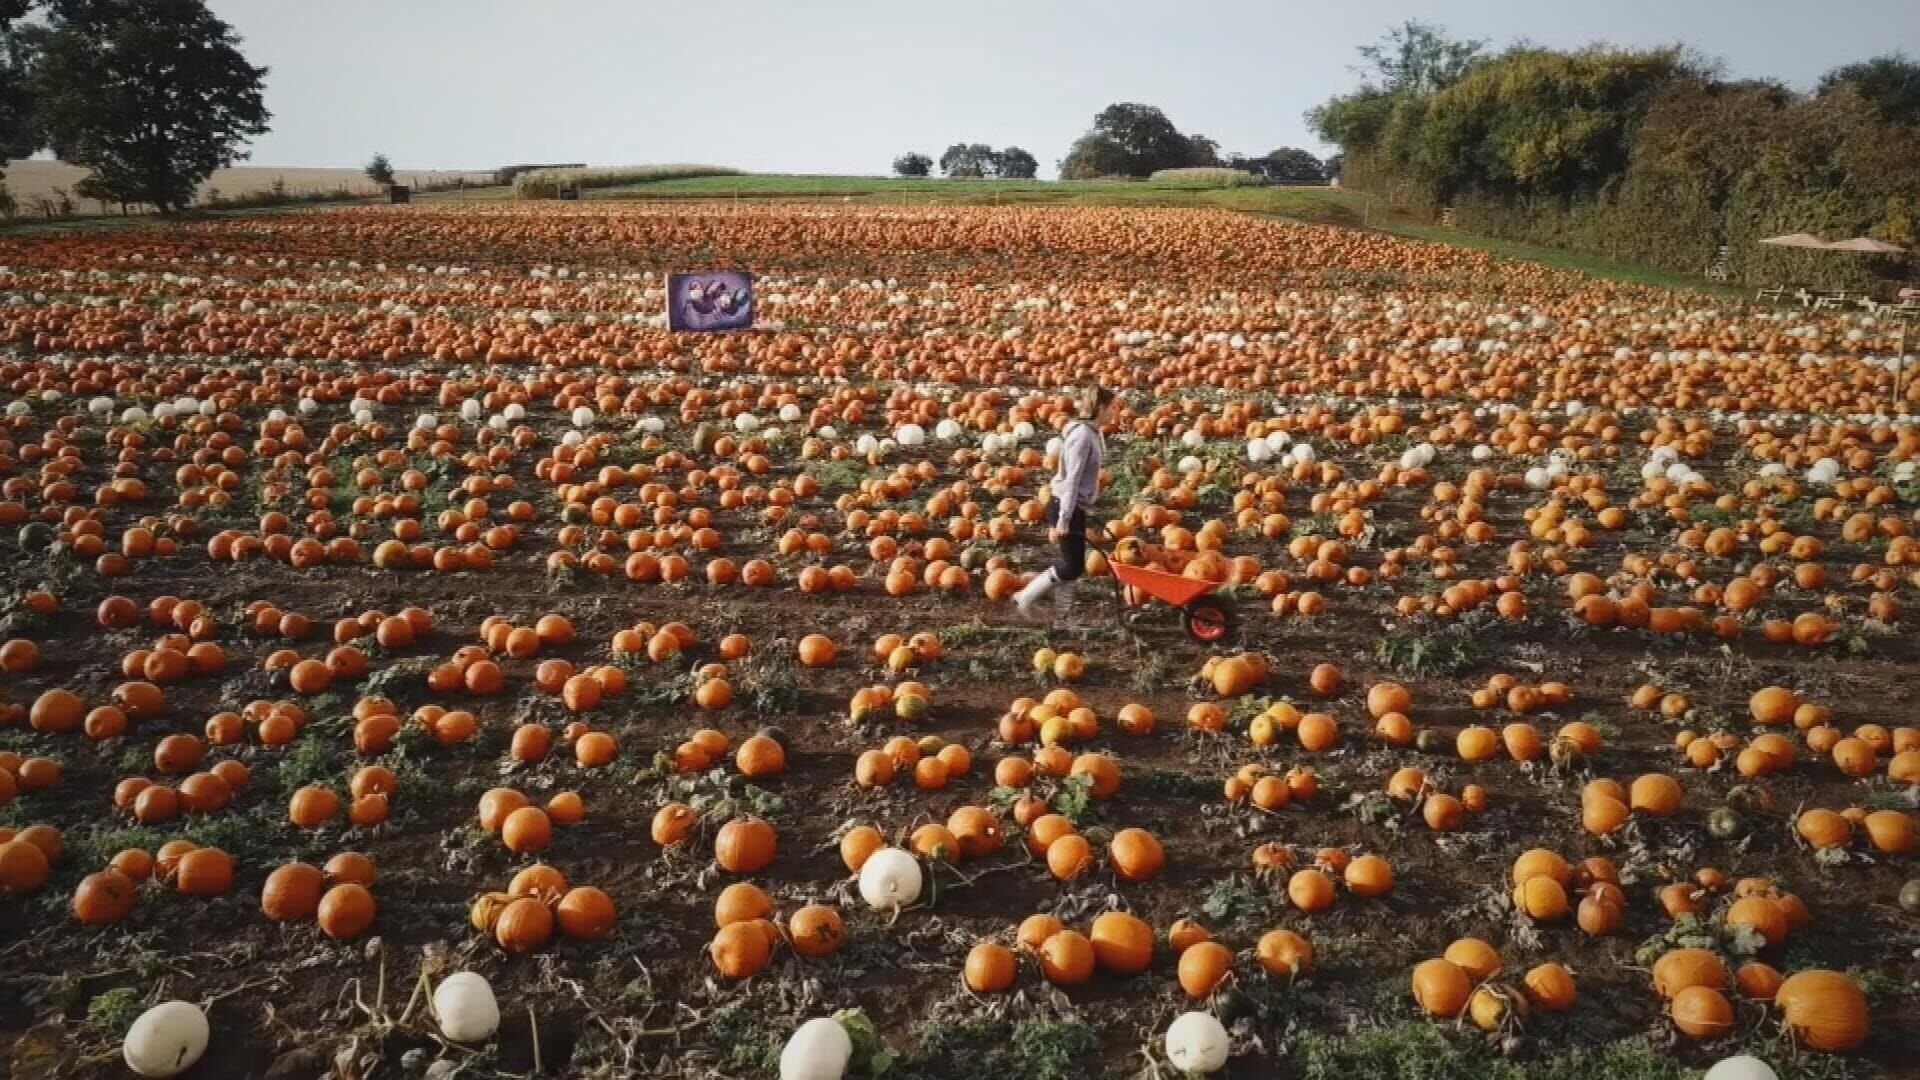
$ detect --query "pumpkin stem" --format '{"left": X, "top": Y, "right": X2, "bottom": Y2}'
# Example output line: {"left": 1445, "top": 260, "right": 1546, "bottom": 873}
{"left": 398, "top": 970, "right": 431, "bottom": 1027}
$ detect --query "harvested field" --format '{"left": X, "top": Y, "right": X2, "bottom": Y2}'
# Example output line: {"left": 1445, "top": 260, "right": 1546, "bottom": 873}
{"left": 1, "top": 160, "right": 493, "bottom": 211}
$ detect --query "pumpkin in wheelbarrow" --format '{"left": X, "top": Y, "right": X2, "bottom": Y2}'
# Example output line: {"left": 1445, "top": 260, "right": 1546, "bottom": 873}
{"left": 1181, "top": 554, "right": 1226, "bottom": 583}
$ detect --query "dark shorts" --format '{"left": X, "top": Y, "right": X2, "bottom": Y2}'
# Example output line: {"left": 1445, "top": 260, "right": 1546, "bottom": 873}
{"left": 1043, "top": 501, "right": 1088, "bottom": 581}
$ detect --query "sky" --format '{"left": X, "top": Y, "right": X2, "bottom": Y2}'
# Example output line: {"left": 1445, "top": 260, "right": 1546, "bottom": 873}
{"left": 212, "top": 0, "right": 1919, "bottom": 175}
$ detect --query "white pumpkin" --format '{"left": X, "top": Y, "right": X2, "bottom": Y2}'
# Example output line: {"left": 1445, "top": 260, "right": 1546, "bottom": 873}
{"left": 433, "top": 971, "right": 500, "bottom": 1044}
{"left": 779, "top": 1016, "right": 853, "bottom": 1080}
{"left": 1398, "top": 444, "right": 1437, "bottom": 471}
{"left": 895, "top": 423, "right": 925, "bottom": 447}
{"left": 571, "top": 406, "right": 595, "bottom": 428}
{"left": 460, "top": 399, "right": 483, "bottom": 421}
{"left": 1703, "top": 1056, "right": 1779, "bottom": 1080}
{"left": 734, "top": 412, "right": 760, "bottom": 433}
{"left": 857, "top": 847, "right": 923, "bottom": 911}
{"left": 1246, "top": 439, "right": 1272, "bottom": 464}
{"left": 123, "top": 1001, "right": 209, "bottom": 1078}
{"left": 1163, "top": 1011, "right": 1229, "bottom": 1073}
{"left": 780, "top": 404, "right": 802, "bottom": 423}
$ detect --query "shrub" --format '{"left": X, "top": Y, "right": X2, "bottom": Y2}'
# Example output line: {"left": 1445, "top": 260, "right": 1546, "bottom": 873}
{"left": 1147, "top": 167, "right": 1266, "bottom": 189}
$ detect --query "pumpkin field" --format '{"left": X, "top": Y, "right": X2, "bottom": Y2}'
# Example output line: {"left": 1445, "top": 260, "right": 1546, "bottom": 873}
{"left": 0, "top": 201, "right": 1917, "bottom": 1079}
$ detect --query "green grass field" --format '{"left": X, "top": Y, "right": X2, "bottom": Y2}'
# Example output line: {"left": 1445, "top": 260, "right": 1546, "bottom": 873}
{"left": 581, "top": 173, "right": 1730, "bottom": 294}
{"left": 593, "top": 172, "right": 1368, "bottom": 218}
{"left": 1379, "top": 221, "right": 1740, "bottom": 295}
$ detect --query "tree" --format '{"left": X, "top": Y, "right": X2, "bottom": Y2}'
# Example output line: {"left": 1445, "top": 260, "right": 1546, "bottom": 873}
{"left": 938, "top": 142, "right": 995, "bottom": 178}
{"left": 1258, "top": 147, "right": 1327, "bottom": 184}
{"left": 1427, "top": 47, "right": 1685, "bottom": 198}
{"left": 1182, "top": 133, "right": 1222, "bottom": 168}
{"left": 0, "top": 1, "right": 40, "bottom": 177}
{"left": 1308, "top": 22, "right": 1487, "bottom": 155}
{"left": 892, "top": 152, "right": 932, "bottom": 177}
{"left": 992, "top": 146, "right": 1037, "bottom": 179}
{"left": 1058, "top": 134, "right": 1130, "bottom": 179}
{"left": 1819, "top": 53, "right": 1920, "bottom": 124}
{"left": 31, "top": 0, "right": 270, "bottom": 213}
{"left": 1060, "top": 104, "right": 1218, "bottom": 178}
{"left": 1086, "top": 103, "right": 1194, "bottom": 175}
{"left": 1306, "top": 86, "right": 1398, "bottom": 151}
{"left": 1355, "top": 19, "right": 1486, "bottom": 96}
{"left": 364, "top": 153, "right": 395, "bottom": 187}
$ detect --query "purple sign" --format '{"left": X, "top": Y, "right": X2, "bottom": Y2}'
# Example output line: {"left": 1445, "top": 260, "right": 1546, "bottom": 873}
{"left": 667, "top": 271, "right": 754, "bottom": 332}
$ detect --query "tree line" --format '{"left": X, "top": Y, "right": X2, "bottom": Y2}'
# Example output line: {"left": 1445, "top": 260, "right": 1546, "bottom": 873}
{"left": 894, "top": 105, "right": 1334, "bottom": 185}
{"left": 1309, "top": 21, "right": 1920, "bottom": 289}
{"left": 0, "top": 0, "right": 269, "bottom": 214}
{"left": 893, "top": 145, "right": 1039, "bottom": 180}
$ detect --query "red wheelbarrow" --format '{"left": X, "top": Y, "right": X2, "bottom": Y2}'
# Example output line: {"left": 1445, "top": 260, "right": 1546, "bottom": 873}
{"left": 1091, "top": 528, "right": 1238, "bottom": 644}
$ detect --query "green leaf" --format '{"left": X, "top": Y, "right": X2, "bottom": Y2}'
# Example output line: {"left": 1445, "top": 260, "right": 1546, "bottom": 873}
{"left": 1051, "top": 772, "right": 1096, "bottom": 822}
{"left": 834, "top": 1008, "right": 895, "bottom": 1077}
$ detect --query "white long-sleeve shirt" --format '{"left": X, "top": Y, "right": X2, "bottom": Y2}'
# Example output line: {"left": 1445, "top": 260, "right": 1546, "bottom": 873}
{"left": 1051, "top": 420, "right": 1106, "bottom": 523}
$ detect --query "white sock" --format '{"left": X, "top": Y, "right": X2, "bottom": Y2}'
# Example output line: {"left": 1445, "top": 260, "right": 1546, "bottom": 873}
{"left": 1016, "top": 568, "right": 1059, "bottom": 606}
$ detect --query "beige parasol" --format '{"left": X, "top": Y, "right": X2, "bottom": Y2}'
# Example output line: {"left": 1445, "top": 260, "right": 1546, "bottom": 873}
{"left": 1758, "top": 232, "right": 1835, "bottom": 249}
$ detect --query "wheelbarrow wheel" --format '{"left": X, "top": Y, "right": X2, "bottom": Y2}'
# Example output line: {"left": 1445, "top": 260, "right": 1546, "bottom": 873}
{"left": 1181, "top": 596, "right": 1236, "bottom": 644}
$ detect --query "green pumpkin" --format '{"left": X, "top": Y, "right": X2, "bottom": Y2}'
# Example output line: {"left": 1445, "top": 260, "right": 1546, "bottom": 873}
{"left": 1725, "top": 784, "right": 1772, "bottom": 816}
{"left": 1214, "top": 986, "right": 1259, "bottom": 1025}
{"left": 1706, "top": 807, "right": 1747, "bottom": 841}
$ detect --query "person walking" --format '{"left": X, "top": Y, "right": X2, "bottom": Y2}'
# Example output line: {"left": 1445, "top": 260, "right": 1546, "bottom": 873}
{"left": 1016, "top": 386, "right": 1122, "bottom": 621}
